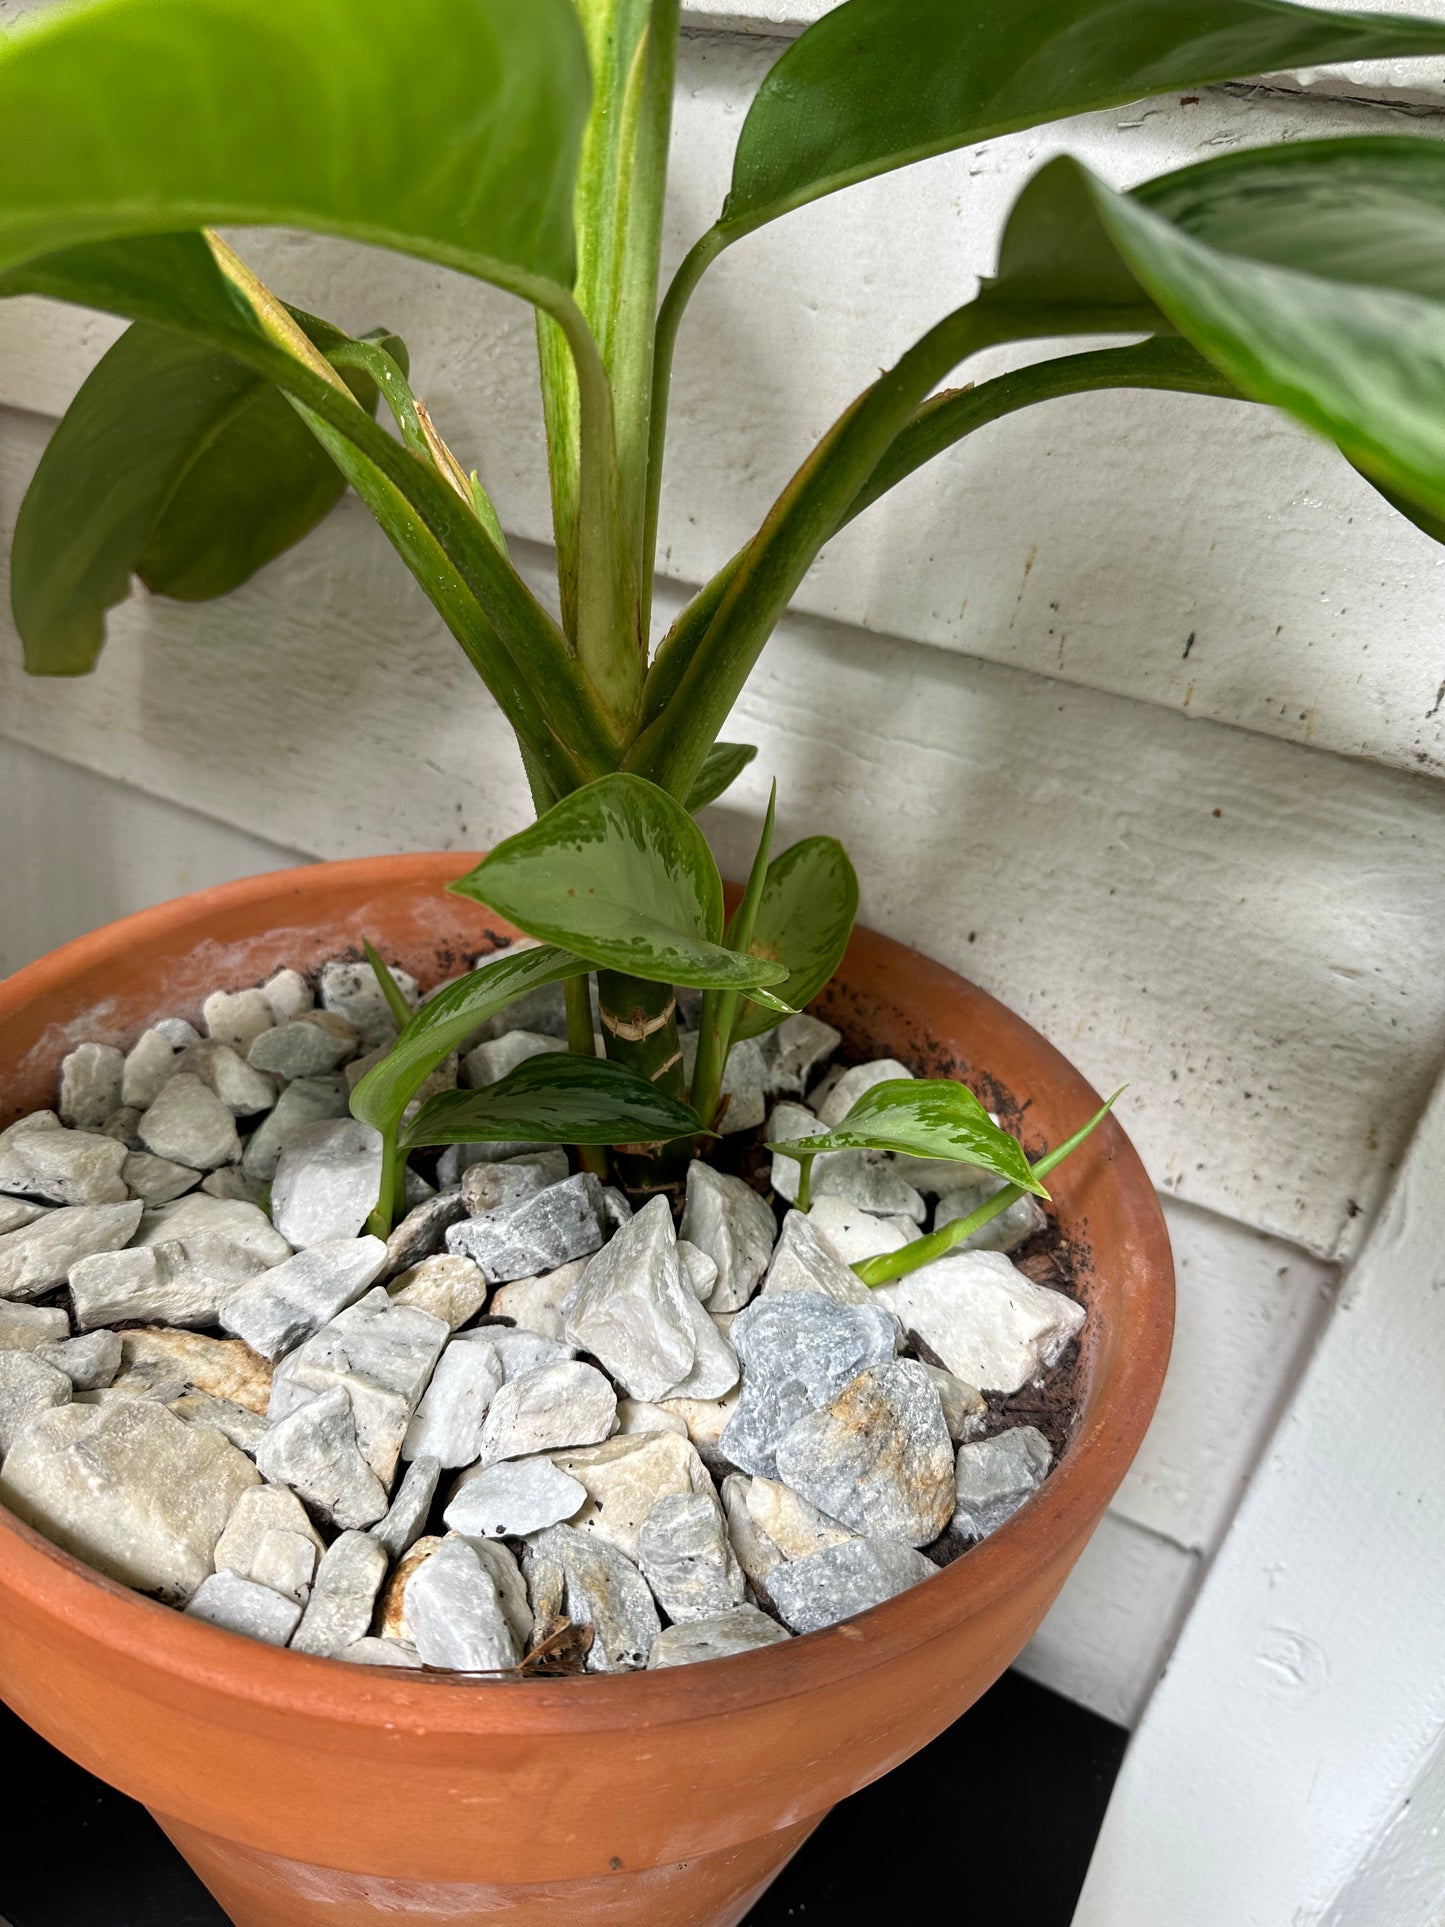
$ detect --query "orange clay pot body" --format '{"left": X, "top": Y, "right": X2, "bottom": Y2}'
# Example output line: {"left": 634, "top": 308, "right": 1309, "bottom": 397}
{"left": 0, "top": 856, "right": 1172, "bottom": 1927}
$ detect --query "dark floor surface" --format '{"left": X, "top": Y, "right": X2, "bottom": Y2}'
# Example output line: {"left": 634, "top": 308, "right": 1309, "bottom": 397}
{"left": 0, "top": 1670, "right": 1126, "bottom": 1926}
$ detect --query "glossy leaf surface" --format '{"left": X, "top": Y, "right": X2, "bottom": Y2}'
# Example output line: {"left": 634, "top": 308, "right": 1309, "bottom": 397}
{"left": 686, "top": 741, "right": 759, "bottom": 813}
{"left": 402, "top": 1053, "right": 704, "bottom": 1148}
{"left": 350, "top": 945, "right": 592, "bottom": 1139}
{"left": 723, "top": 0, "right": 1445, "bottom": 240}
{"left": 0, "top": 0, "right": 588, "bottom": 304}
{"left": 771, "top": 1078, "right": 1045, "bottom": 1195}
{"left": 451, "top": 774, "right": 789, "bottom": 992}
{"left": 732, "top": 837, "right": 859, "bottom": 1042}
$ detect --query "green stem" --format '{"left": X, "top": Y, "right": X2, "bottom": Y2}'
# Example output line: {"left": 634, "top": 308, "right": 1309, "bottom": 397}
{"left": 642, "top": 222, "right": 726, "bottom": 626}
{"left": 596, "top": 971, "right": 687, "bottom": 1195}
{"left": 690, "top": 782, "right": 776, "bottom": 1128}
{"left": 853, "top": 1090, "right": 1123, "bottom": 1287}
{"left": 366, "top": 1128, "right": 409, "bottom": 1240}
{"left": 565, "top": 975, "right": 609, "bottom": 1180}
{"left": 796, "top": 1150, "right": 816, "bottom": 1214}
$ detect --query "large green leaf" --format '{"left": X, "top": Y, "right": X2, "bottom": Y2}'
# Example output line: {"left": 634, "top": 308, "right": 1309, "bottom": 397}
{"left": 722, "top": 0, "right": 1445, "bottom": 240}
{"left": 731, "top": 837, "right": 859, "bottom": 1042}
{"left": 402, "top": 1054, "right": 703, "bottom": 1149}
{"left": 350, "top": 945, "right": 593, "bottom": 1141}
{"left": 0, "top": 0, "right": 588, "bottom": 304}
{"left": 451, "top": 774, "right": 790, "bottom": 992}
{"left": 11, "top": 317, "right": 398, "bottom": 673}
{"left": 771, "top": 1079, "right": 1045, "bottom": 1195}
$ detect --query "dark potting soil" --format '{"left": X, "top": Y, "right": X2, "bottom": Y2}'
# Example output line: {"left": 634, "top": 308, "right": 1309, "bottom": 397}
{"left": 0, "top": 1673, "right": 1127, "bottom": 1926}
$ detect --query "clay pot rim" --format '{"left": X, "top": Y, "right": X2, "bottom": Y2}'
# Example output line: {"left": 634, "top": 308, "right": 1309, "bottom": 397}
{"left": 0, "top": 853, "right": 1172, "bottom": 1736}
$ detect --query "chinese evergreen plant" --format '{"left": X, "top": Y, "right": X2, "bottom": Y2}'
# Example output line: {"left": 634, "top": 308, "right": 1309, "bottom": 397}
{"left": 7, "top": 0, "right": 1445, "bottom": 1263}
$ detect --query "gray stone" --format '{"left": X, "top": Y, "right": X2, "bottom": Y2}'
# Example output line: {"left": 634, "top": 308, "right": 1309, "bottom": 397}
{"left": 99, "top": 1107, "right": 144, "bottom": 1148}
{"left": 678, "top": 1160, "right": 776, "bottom": 1315}
{"left": 463, "top": 1325, "right": 573, "bottom": 1382}
{"left": 935, "top": 1177, "right": 1049, "bottom": 1254}
{"left": 649, "top": 1605, "right": 792, "bottom": 1668}
{"left": 253, "top": 1385, "right": 388, "bottom": 1530}
{"left": 241, "top": 1075, "right": 351, "bottom": 1183}
{"left": 220, "top": 1236, "right": 388, "bottom": 1360}
{"left": 447, "top": 1173, "right": 607, "bottom": 1284}
{"left": 370, "top": 1454, "right": 441, "bottom": 1559}
{"left": 267, "top": 1287, "right": 448, "bottom": 1484}
{"left": 136, "top": 1193, "right": 291, "bottom": 1262}
{"left": 0, "top": 1398, "right": 258, "bottom": 1602}
{"left": 811, "top": 1149, "right": 927, "bottom": 1223}
{"left": 488, "top": 1259, "right": 588, "bottom": 1341}
{"left": 120, "top": 1151, "right": 201, "bottom": 1206}
{"left": 387, "top": 1254, "right": 488, "bottom": 1330}
{"left": 0, "top": 1126, "right": 130, "bottom": 1205}
{"left": 545, "top": 1431, "right": 714, "bottom": 1562}
{"left": 721, "top": 1474, "right": 784, "bottom": 1595}
{"left": 262, "top": 967, "right": 314, "bottom": 1022}
{"left": 817, "top": 1059, "right": 914, "bottom": 1129}
{"left": 37, "top": 1328, "right": 121, "bottom": 1392}
{"left": 921, "top": 1363, "right": 987, "bottom": 1442}
{"left": 215, "top": 1482, "right": 325, "bottom": 1579}
{"left": 760, "top": 1210, "right": 875, "bottom": 1307}
{"left": 340, "top": 1636, "right": 423, "bottom": 1668}
{"left": 745, "top": 1476, "right": 855, "bottom": 1561}
{"left": 200, "top": 1168, "right": 268, "bottom": 1205}
{"left": 0, "top": 1201, "right": 143, "bottom": 1301}
{"left": 0, "top": 1302, "right": 69, "bottom": 1351}
{"left": 637, "top": 1492, "right": 745, "bottom": 1623}
{"left": 138, "top": 1075, "right": 241, "bottom": 1170}
{"left": 184, "top": 1570, "right": 303, "bottom": 1645}
{"left": 58, "top": 1045, "right": 125, "bottom": 1129}
{"left": 461, "top": 1029, "right": 566, "bottom": 1089}
{"left": 460, "top": 1150, "right": 568, "bottom": 1216}
{"left": 436, "top": 1140, "right": 552, "bottom": 1186}
{"left": 291, "top": 1530, "right": 389, "bottom": 1657}
{"left": 0, "top": 1349, "right": 72, "bottom": 1454}
{"left": 773, "top": 1360, "right": 955, "bottom": 1547}
{"left": 248, "top": 1012, "right": 360, "bottom": 1079}
{"left": 0, "top": 1197, "right": 49, "bottom": 1237}
{"left": 383, "top": 1191, "right": 468, "bottom": 1278}
{"left": 406, "top": 1169, "right": 439, "bottom": 1208}
{"left": 402, "top": 1339, "right": 502, "bottom": 1467}
{"left": 445, "top": 1455, "right": 585, "bottom": 1539}
{"left": 474, "top": 1360, "right": 616, "bottom": 1468}
{"left": 805, "top": 1194, "right": 919, "bottom": 1269}
{"left": 70, "top": 1236, "right": 268, "bottom": 1332}
{"left": 872, "top": 1250, "right": 1085, "bottom": 1393}
{"left": 763, "top": 1014, "right": 841, "bottom": 1100}
{"left": 180, "top": 1040, "right": 278, "bottom": 1117}
{"left": 247, "top": 1527, "right": 320, "bottom": 1604}
{"left": 202, "top": 989, "right": 275, "bottom": 1055}
{"left": 154, "top": 1018, "right": 201, "bottom": 1049}
{"left": 951, "top": 1425, "right": 1053, "bottom": 1540}
{"left": 406, "top": 1537, "right": 522, "bottom": 1672}
{"left": 599, "top": 1185, "right": 633, "bottom": 1229}
{"left": 169, "top": 1394, "right": 270, "bottom": 1455}
{"left": 121, "top": 1028, "right": 179, "bottom": 1109}
{"left": 320, "top": 958, "right": 418, "bottom": 1052}
{"left": 270, "top": 1119, "right": 385, "bottom": 1247}
{"left": 525, "top": 1525, "right": 659, "bottom": 1673}
{"left": 719, "top": 1289, "right": 898, "bottom": 1479}
{"left": 478, "top": 977, "right": 572, "bottom": 1041}
{"left": 768, "top": 1536, "right": 936, "bottom": 1634}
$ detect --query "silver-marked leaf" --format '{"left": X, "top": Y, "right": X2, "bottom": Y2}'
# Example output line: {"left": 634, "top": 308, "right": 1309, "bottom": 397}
{"left": 451, "top": 774, "right": 789, "bottom": 992}
{"left": 770, "top": 1078, "right": 1045, "bottom": 1195}
{"left": 402, "top": 1054, "right": 704, "bottom": 1148}
{"left": 732, "top": 837, "right": 859, "bottom": 1042}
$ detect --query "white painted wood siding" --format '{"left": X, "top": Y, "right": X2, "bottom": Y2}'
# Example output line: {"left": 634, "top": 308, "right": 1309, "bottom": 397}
{"left": 1, "top": 4, "right": 1442, "bottom": 1747}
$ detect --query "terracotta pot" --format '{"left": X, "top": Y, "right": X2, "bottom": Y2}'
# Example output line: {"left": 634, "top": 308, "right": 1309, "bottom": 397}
{"left": 0, "top": 855, "right": 1173, "bottom": 1927}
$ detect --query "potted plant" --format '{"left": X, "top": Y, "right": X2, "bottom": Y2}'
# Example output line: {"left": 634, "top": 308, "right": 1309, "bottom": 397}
{"left": 2, "top": 0, "right": 1444, "bottom": 1922}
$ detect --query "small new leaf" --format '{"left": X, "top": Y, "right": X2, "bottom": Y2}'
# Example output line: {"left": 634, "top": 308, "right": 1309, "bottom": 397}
{"left": 769, "top": 1078, "right": 1044, "bottom": 1195}
{"left": 732, "top": 836, "right": 859, "bottom": 1041}
{"left": 686, "top": 741, "right": 758, "bottom": 812}
{"left": 402, "top": 1054, "right": 705, "bottom": 1149}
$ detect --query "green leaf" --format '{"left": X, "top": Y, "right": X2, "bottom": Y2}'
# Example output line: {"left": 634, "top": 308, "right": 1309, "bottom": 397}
{"left": 11, "top": 317, "right": 394, "bottom": 673}
{"left": 686, "top": 741, "right": 759, "bottom": 813}
{"left": 732, "top": 837, "right": 859, "bottom": 1042}
{"left": 770, "top": 1078, "right": 1044, "bottom": 1195}
{"left": 402, "top": 1053, "right": 704, "bottom": 1149}
{"left": 722, "top": 0, "right": 1445, "bottom": 242}
{"left": 450, "top": 774, "right": 789, "bottom": 993}
{"left": 349, "top": 945, "right": 593, "bottom": 1140}
{"left": 0, "top": 0, "right": 589, "bottom": 305}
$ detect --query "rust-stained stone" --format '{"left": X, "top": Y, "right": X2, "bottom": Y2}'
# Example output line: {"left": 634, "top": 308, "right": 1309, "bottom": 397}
{"left": 116, "top": 1328, "right": 273, "bottom": 1414}
{"left": 379, "top": 1535, "right": 445, "bottom": 1643}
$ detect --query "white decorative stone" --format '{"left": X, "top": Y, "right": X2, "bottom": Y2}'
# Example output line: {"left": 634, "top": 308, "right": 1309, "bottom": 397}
{"left": 180, "top": 1041, "right": 278, "bottom": 1117}
{"left": 464, "top": 1325, "right": 574, "bottom": 1382}
{"left": 58, "top": 1045, "right": 125, "bottom": 1130}
{"left": 320, "top": 958, "right": 419, "bottom": 1051}
{"left": 0, "top": 1348, "right": 71, "bottom": 1454}
{"left": 445, "top": 1455, "right": 586, "bottom": 1539}
{"left": 460, "top": 1150, "right": 569, "bottom": 1215}
{"left": 406, "top": 1537, "right": 522, "bottom": 1672}
{"left": 370, "top": 1453, "right": 440, "bottom": 1559}
{"left": 383, "top": 1192, "right": 467, "bottom": 1278}
{"left": 773, "top": 1360, "right": 956, "bottom": 1546}
{"left": 721, "top": 1473, "right": 784, "bottom": 1594}
{"left": 136, "top": 1193, "right": 292, "bottom": 1262}
{"left": 817, "top": 1059, "right": 914, "bottom": 1129}
{"left": 138, "top": 1075, "right": 241, "bottom": 1170}
{"left": 678, "top": 1160, "right": 776, "bottom": 1315}
{"left": 649, "top": 1605, "right": 792, "bottom": 1668}
{"left": 478, "top": 976, "right": 571, "bottom": 1040}
{"left": 0, "top": 1398, "right": 258, "bottom": 1602}
{"left": 169, "top": 1394, "right": 270, "bottom": 1455}
{"left": 185, "top": 1570, "right": 303, "bottom": 1646}
{"left": 637, "top": 1491, "right": 745, "bottom": 1623}
{"left": 768, "top": 1537, "right": 937, "bottom": 1634}
{"left": 340, "top": 1636, "right": 423, "bottom": 1668}
{"left": 387, "top": 1253, "right": 488, "bottom": 1330}
{"left": 291, "top": 1530, "right": 389, "bottom": 1657}
{"left": 0, "top": 1302, "right": 69, "bottom": 1351}
{"left": 545, "top": 1430, "right": 714, "bottom": 1562}
{"left": 121, "top": 1028, "right": 179, "bottom": 1109}
{"left": 435, "top": 1140, "right": 551, "bottom": 1186}
{"left": 935, "top": 1177, "right": 1049, "bottom": 1254}
{"left": 677, "top": 1238, "right": 719, "bottom": 1303}
{"left": 812, "top": 1149, "right": 927, "bottom": 1223}
{"left": 525, "top": 1524, "right": 659, "bottom": 1673}
{"left": 474, "top": 1360, "right": 616, "bottom": 1468}
{"left": 99, "top": 1107, "right": 143, "bottom": 1148}
{"left": 466, "top": 1535, "right": 534, "bottom": 1650}
{"left": 402, "top": 1340, "right": 502, "bottom": 1467}
{"left": 37, "top": 1328, "right": 122, "bottom": 1392}
{"left": 249, "top": 1528, "right": 320, "bottom": 1605}
{"left": 202, "top": 988, "right": 275, "bottom": 1055}
{"left": 921, "top": 1363, "right": 987, "bottom": 1441}
{"left": 0, "top": 1198, "right": 49, "bottom": 1237}
{"left": 200, "top": 1168, "right": 267, "bottom": 1205}
{"left": 447, "top": 1173, "right": 607, "bottom": 1284}
{"left": 951, "top": 1425, "right": 1053, "bottom": 1540}
{"left": 806, "top": 1193, "right": 919, "bottom": 1268}
{"left": 378, "top": 1536, "right": 443, "bottom": 1643}
{"left": 658, "top": 1390, "right": 741, "bottom": 1473}
{"left": 872, "top": 1250, "right": 1086, "bottom": 1393}
{"left": 745, "top": 1476, "right": 855, "bottom": 1561}
{"left": 248, "top": 1012, "right": 360, "bottom": 1079}
{"left": 615, "top": 1398, "right": 689, "bottom": 1439}
{"left": 488, "top": 1258, "right": 588, "bottom": 1341}
{"left": 0, "top": 1201, "right": 143, "bottom": 1302}
{"left": 263, "top": 967, "right": 314, "bottom": 1022}
{"left": 220, "top": 1236, "right": 388, "bottom": 1360}
{"left": 71, "top": 1237, "right": 268, "bottom": 1333}
{"left": 764, "top": 1014, "right": 841, "bottom": 1100}
{"left": 241, "top": 1075, "right": 351, "bottom": 1183}
{"left": 461, "top": 1029, "right": 567, "bottom": 1088}
{"left": 0, "top": 1126, "right": 130, "bottom": 1206}
{"left": 254, "top": 1385, "right": 388, "bottom": 1531}
{"left": 679, "top": 1032, "right": 768, "bottom": 1134}
{"left": 269, "top": 1119, "right": 384, "bottom": 1247}
{"left": 761, "top": 1209, "right": 875, "bottom": 1307}
{"left": 215, "top": 1482, "right": 325, "bottom": 1579}
{"left": 120, "top": 1151, "right": 201, "bottom": 1207}
{"left": 720, "top": 1288, "right": 899, "bottom": 1479}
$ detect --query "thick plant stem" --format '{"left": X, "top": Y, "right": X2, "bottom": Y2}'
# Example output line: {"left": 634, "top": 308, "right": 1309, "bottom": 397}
{"left": 596, "top": 970, "right": 688, "bottom": 1195}
{"left": 565, "top": 974, "right": 609, "bottom": 1180}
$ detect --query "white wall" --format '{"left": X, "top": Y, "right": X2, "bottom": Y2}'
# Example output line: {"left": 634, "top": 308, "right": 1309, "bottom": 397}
{"left": 1, "top": 3, "right": 1443, "bottom": 1744}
